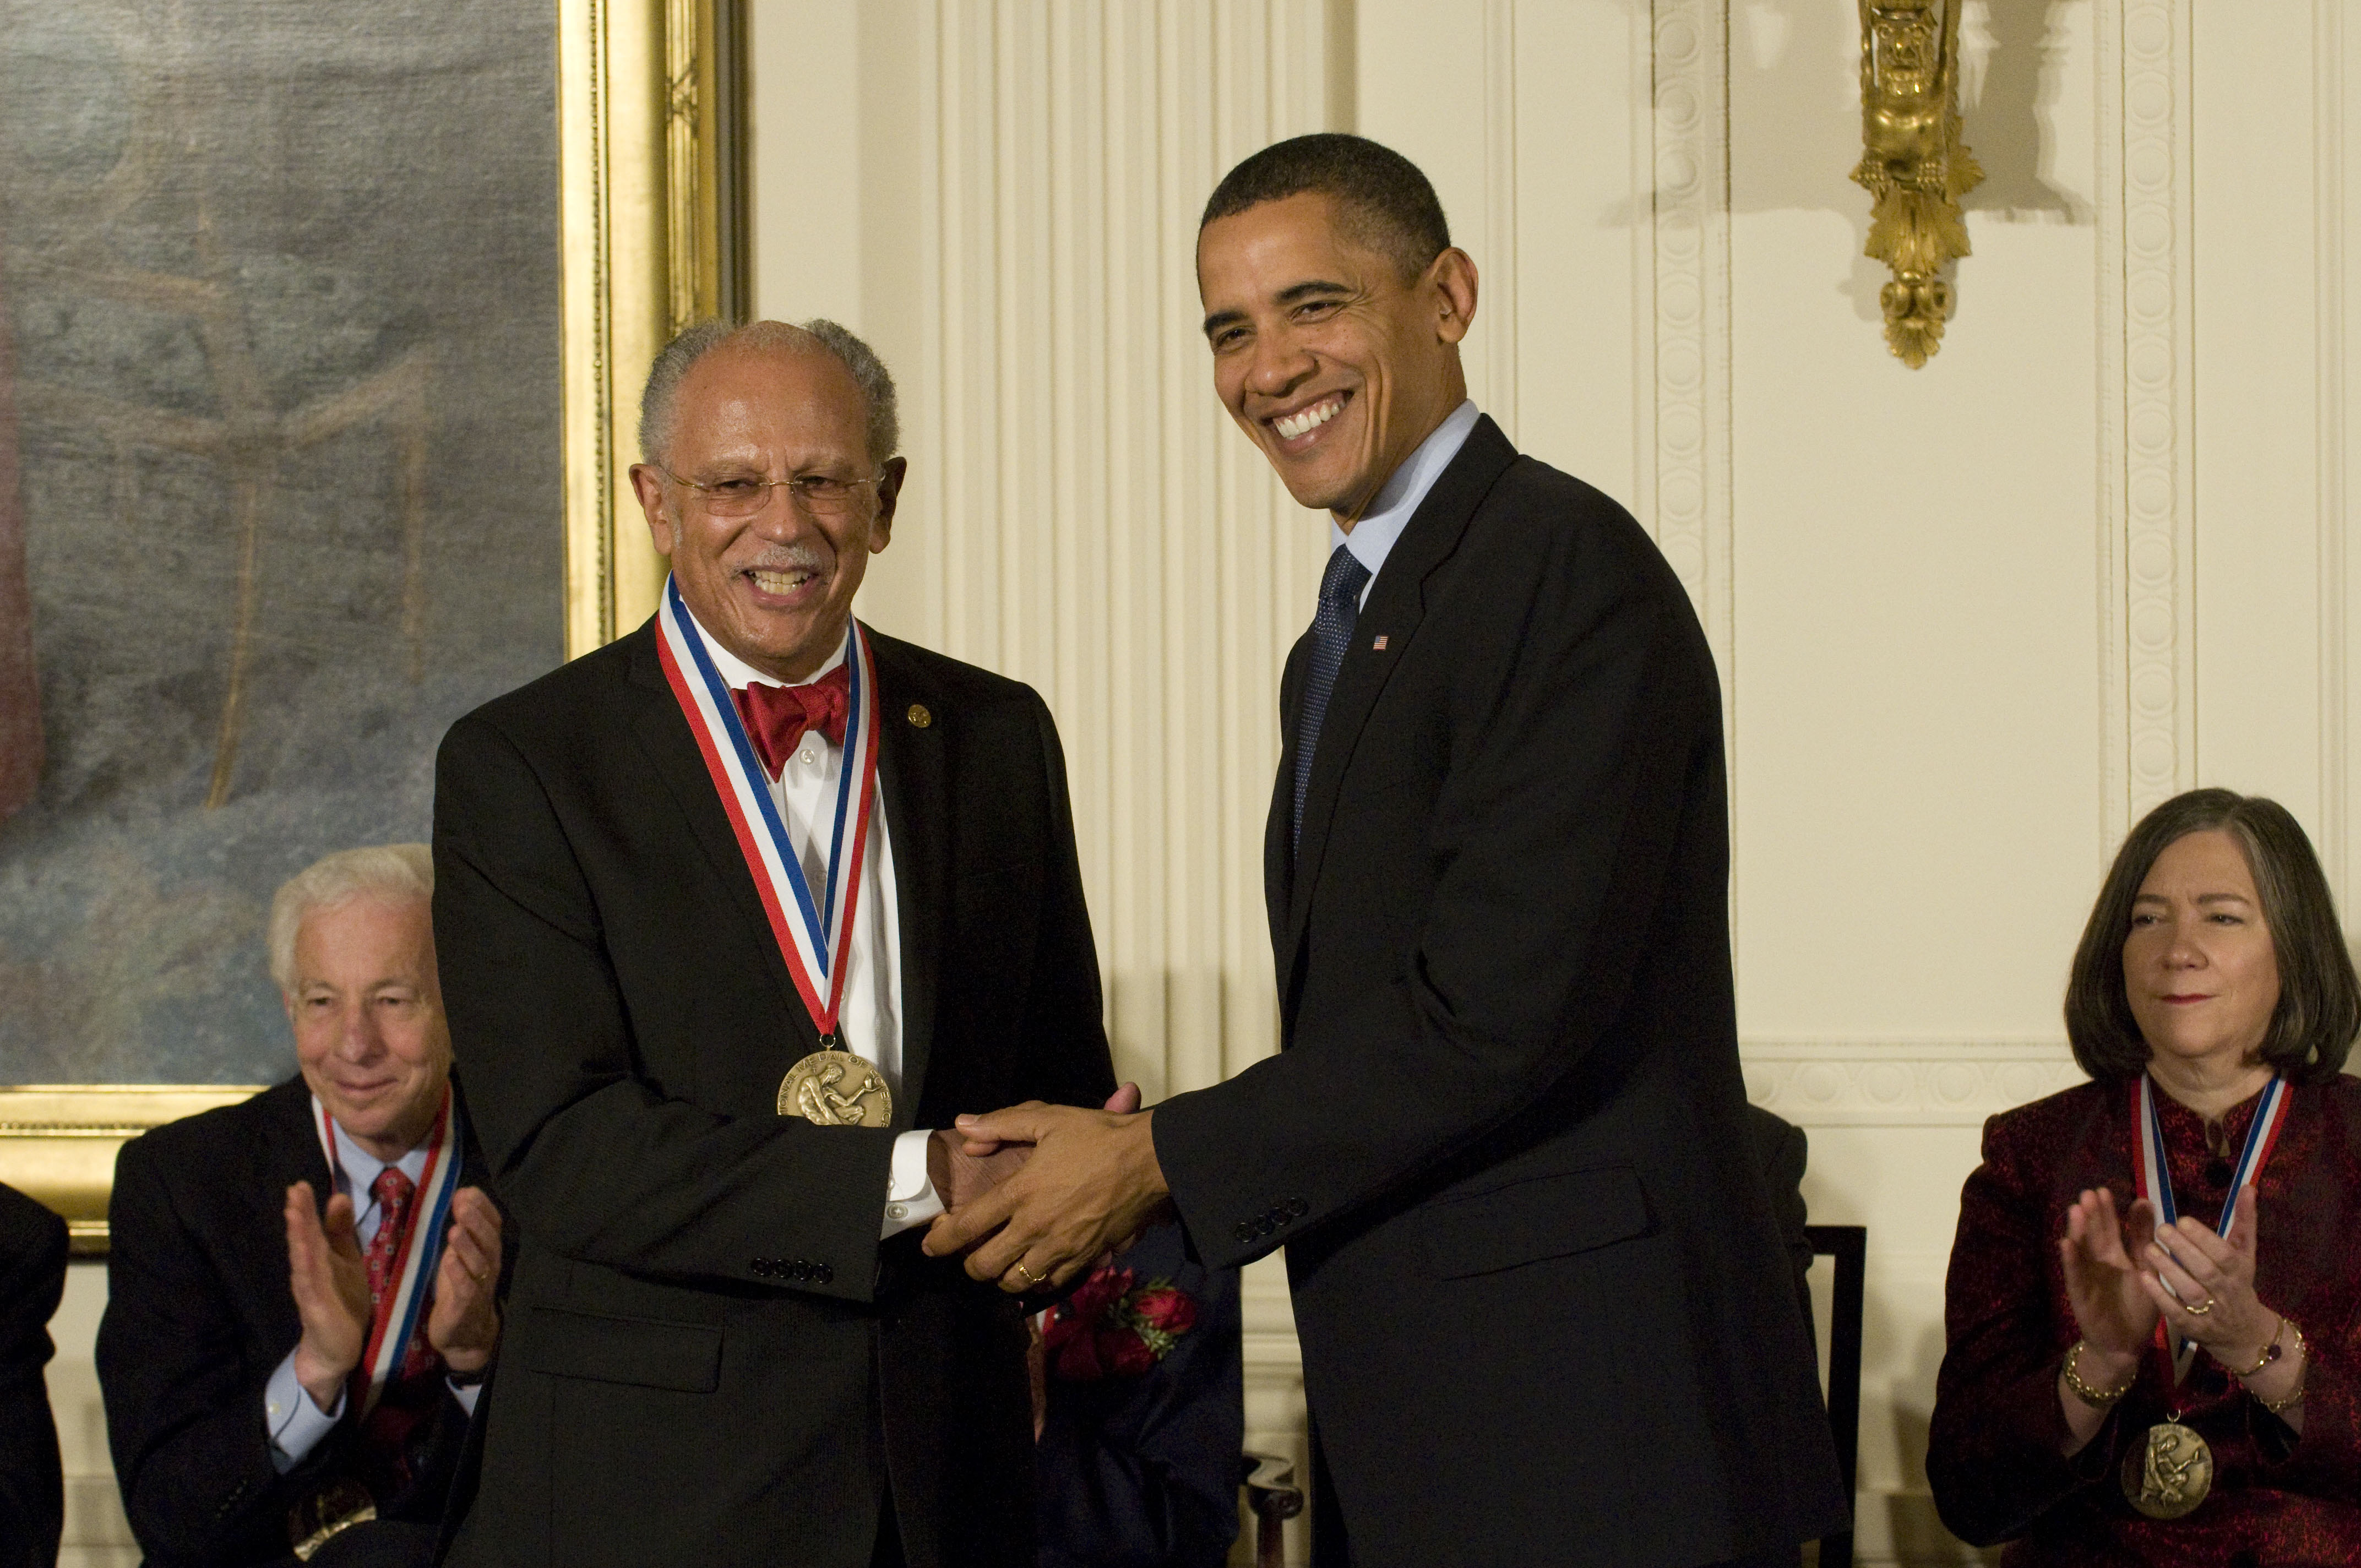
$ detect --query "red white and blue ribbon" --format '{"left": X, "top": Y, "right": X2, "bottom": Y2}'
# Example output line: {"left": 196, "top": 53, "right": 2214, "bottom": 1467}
{"left": 2131, "top": 1071, "right": 2289, "bottom": 1381}
{"left": 314, "top": 1087, "right": 461, "bottom": 1417}
{"left": 654, "top": 575, "right": 882, "bottom": 1044}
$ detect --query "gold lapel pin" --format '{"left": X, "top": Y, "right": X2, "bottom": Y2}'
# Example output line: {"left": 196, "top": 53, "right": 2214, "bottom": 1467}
{"left": 906, "top": 703, "right": 933, "bottom": 728}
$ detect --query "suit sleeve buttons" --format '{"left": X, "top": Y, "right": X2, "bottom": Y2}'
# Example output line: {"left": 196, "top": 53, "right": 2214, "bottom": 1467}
{"left": 1233, "top": 1221, "right": 1256, "bottom": 1243}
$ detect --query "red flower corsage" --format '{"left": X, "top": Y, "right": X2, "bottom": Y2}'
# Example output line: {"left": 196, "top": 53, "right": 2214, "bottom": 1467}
{"left": 1044, "top": 1264, "right": 1199, "bottom": 1381}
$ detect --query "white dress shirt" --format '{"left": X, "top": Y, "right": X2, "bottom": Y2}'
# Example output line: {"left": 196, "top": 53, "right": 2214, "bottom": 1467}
{"left": 683, "top": 609, "right": 944, "bottom": 1238}
{"left": 1331, "top": 399, "right": 1483, "bottom": 606}
{"left": 264, "top": 1106, "right": 481, "bottom": 1471}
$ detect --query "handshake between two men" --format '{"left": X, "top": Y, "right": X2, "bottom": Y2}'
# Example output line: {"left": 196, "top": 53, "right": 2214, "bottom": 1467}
{"left": 922, "top": 1082, "right": 1172, "bottom": 1295}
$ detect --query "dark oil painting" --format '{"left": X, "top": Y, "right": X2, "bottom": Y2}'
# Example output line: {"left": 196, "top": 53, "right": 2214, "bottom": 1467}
{"left": 0, "top": 0, "right": 563, "bottom": 1082}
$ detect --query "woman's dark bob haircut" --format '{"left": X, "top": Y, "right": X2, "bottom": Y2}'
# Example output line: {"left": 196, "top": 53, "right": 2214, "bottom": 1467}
{"left": 2066, "top": 787, "right": 2360, "bottom": 1084}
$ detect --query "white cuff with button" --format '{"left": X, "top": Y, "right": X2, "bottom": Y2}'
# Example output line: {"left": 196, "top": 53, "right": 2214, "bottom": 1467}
{"left": 882, "top": 1129, "right": 944, "bottom": 1238}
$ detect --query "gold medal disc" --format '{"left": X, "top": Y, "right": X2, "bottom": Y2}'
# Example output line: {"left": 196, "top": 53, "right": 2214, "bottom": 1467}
{"left": 777, "top": 1049, "right": 894, "bottom": 1126}
{"left": 2122, "top": 1421, "right": 2213, "bottom": 1520}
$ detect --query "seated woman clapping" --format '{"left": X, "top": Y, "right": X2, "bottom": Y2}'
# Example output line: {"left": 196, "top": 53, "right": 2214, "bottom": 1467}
{"left": 1928, "top": 788, "right": 2361, "bottom": 1565}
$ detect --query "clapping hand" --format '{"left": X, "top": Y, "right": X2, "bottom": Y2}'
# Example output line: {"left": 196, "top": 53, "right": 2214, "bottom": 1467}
{"left": 2059, "top": 1185, "right": 2162, "bottom": 1371}
{"left": 2142, "top": 1185, "right": 2278, "bottom": 1367}
{"left": 426, "top": 1186, "right": 504, "bottom": 1375}
{"left": 285, "top": 1181, "right": 372, "bottom": 1413}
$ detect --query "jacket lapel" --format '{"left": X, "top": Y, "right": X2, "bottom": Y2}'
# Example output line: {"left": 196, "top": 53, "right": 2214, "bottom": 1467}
{"left": 1275, "top": 417, "right": 1521, "bottom": 1016}
{"left": 623, "top": 623, "right": 824, "bottom": 1055}
{"left": 866, "top": 631, "right": 945, "bottom": 1126}
{"left": 266, "top": 1076, "right": 336, "bottom": 1194}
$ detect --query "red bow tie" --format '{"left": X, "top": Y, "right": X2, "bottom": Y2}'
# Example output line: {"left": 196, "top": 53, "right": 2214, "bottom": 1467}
{"left": 733, "top": 665, "right": 851, "bottom": 778}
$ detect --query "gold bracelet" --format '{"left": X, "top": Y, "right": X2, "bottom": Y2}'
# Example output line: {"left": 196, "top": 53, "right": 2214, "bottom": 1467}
{"left": 2224, "top": 1315, "right": 2286, "bottom": 1379}
{"left": 2063, "top": 1340, "right": 2137, "bottom": 1409}
{"left": 2257, "top": 1320, "right": 2309, "bottom": 1414}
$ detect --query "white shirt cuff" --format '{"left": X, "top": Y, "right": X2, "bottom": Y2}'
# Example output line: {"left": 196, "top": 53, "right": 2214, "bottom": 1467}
{"left": 882, "top": 1129, "right": 944, "bottom": 1237}
{"left": 265, "top": 1349, "right": 344, "bottom": 1472}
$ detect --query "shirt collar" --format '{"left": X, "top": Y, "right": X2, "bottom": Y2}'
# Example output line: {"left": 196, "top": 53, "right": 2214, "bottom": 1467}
{"left": 1328, "top": 400, "right": 1481, "bottom": 587}
{"left": 679, "top": 600, "right": 851, "bottom": 693}
{"left": 309, "top": 1095, "right": 432, "bottom": 1201}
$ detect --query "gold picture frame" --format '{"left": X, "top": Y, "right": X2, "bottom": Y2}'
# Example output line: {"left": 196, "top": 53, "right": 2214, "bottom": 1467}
{"left": 0, "top": 0, "right": 746, "bottom": 1252}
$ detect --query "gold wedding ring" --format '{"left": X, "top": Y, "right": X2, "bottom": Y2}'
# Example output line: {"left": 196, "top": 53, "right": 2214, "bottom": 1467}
{"left": 1011, "top": 1262, "right": 1044, "bottom": 1286}
{"left": 2183, "top": 1297, "right": 2215, "bottom": 1316}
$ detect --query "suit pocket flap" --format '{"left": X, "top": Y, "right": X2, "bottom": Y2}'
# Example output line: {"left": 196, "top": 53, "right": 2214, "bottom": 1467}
{"left": 514, "top": 1305, "right": 723, "bottom": 1392}
{"left": 1421, "top": 1165, "right": 1651, "bottom": 1280}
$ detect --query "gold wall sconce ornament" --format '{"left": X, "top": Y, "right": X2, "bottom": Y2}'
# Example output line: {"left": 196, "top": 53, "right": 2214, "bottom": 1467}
{"left": 1852, "top": 1, "right": 1983, "bottom": 367}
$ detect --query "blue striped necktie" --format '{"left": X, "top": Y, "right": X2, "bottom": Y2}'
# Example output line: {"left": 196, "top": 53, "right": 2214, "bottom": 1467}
{"left": 1293, "top": 543, "right": 1372, "bottom": 850}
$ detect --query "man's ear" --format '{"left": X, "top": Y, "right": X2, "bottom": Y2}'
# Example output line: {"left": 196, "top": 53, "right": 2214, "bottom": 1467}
{"left": 870, "top": 456, "right": 909, "bottom": 553}
{"left": 629, "top": 464, "right": 678, "bottom": 556}
{"left": 1428, "top": 247, "right": 1479, "bottom": 347}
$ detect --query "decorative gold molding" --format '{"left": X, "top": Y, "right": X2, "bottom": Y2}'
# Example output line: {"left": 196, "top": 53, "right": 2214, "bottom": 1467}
{"left": 0, "top": 1086, "right": 264, "bottom": 1254}
{"left": 561, "top": 0, "right": 744, "bottom": 661}
{"left": 1852, "top": 1, "right": 1982, "bottom": 367}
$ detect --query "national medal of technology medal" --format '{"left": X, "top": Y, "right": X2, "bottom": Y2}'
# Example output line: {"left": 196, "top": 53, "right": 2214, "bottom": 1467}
{"left": 2112, "top": 1072, "right": 2291, "bottom": 1521}
{"left": 288, "top": 1478, "right": 378, "bottom": 1560}
{"left": 777, "top": 1037, "right": 894, "bottom": 1126}
{"left": 656, "top": 580, "right": 895, "bottom": 1126}
{"left": 2122, "top": 1420, "right": 2213, "bottom": 1520}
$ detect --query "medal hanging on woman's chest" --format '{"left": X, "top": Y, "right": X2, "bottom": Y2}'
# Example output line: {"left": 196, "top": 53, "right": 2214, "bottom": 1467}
{"left": 2118, "top": 1072, "right": 2289, "bottom": 1520}
{"left": 656, "top": 578, "right": 894, "bottom": 1127}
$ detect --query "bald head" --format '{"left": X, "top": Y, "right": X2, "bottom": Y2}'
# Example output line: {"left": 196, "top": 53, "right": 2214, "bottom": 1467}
{"left": 639, "top": 318, "right": 900, "bottom": 471}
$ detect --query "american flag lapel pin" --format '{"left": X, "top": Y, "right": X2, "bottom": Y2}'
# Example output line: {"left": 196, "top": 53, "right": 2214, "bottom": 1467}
{"left": 1371, "top": 634, "right": 1389, "bottom": 651}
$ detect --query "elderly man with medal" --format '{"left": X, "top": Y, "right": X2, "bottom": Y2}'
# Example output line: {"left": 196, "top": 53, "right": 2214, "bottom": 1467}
{"left": 1930, "top": 788, "right": 2361, "bottom": 1564}
{"left": 430, "top": 319, "right": 1118, "bottom": 1568}
{"left": 97, "top": 846, "right": 506, "bottom": 1568}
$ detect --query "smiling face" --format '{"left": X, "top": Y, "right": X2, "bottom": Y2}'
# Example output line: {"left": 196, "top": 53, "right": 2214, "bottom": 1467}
{"left": 285, "top": 893, "right": 451, "bottom": 1161}
{"left": 632, "top": 339, "right": 904, "bottom": 682}
{"left": 1197, "top": 192, "right": 1476, "bottom": 522}
{"left": 2122, "top": 829, "right": 2283, "bottom": 1076}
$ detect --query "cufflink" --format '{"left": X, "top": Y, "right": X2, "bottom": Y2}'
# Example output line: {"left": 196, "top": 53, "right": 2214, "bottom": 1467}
{"left": 886, "top": 1203, "right": 909, "bottom": 1221}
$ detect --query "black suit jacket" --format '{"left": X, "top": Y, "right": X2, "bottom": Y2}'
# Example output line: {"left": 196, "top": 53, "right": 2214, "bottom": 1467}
{"left": 0, "top": 1183, "right": 64, "bottom": 1568}
{"left": 96, "top": 1079, "right": 487, "bottom": 1568}
{"left": 430, "top": 620, "right": 1116, "bottom": 1568}
{"left": 1153, "top": 419, "right": 1848, "bottom": 1567}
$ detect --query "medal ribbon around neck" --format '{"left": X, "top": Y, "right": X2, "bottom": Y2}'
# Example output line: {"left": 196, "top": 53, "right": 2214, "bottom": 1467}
{"left": 2132, "top": 1071, "right": 2289, "bottom": 1382}
{"left": 313, "top": 1086, "right": 460, "bottom": 1418}
{"left": 655, "top": 576, "right": 881, "bottom": 1045}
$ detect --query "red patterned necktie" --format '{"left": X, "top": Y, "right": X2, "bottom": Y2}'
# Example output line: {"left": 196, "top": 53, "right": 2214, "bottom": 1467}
{"left": 361, "top": 1167, "right": 438, "bottom": 1380}
{"left": 733, "top": 664, "right": 852, "bottom": 778}
{"left": 355, "top": 1165, "right": 440, "bottom": 1487}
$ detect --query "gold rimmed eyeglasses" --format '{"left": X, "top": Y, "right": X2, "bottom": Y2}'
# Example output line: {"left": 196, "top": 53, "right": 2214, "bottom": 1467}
{"left": 657, "top": 466, "right": 886, "bottom": 519}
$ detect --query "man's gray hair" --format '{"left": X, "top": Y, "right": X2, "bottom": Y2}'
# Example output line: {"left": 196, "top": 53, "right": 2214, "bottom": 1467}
{"left": 637, "top": 318, "right": 901, "bottom": 469}
{"left": 268, "top": 844, "right": 433, "bottom": 993}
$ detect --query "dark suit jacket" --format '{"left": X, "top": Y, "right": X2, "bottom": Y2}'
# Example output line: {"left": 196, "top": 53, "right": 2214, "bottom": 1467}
{"left": 1746, "top": 1104, "right": 1816, "bottom": 1340}
{"left": 96, "top": 1078, "right": 487, "bottom": 1568}
{"left": 1153, "top": 418, "right": 1848, "bottom": 1567}
{"left": 429, "top": 620, "right": 1116, "bottom": 1568}
{"left": 0, "top": 1183, "right": 64, "bottom": 1568}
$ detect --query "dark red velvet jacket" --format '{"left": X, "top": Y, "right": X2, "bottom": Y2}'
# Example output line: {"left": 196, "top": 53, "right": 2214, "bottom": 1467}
{"left": 1929, "top": 1075, "right": 2361, "bottom": 1566}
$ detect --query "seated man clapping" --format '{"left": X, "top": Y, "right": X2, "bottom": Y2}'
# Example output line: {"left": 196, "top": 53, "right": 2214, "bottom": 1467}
{"left": 98, "top": 845, "right": 504, "bottom": 1568}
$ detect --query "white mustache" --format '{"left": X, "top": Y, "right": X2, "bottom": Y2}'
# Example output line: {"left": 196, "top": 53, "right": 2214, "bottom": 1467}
{"left": 742, "top": 543, "right": 830, "bottom": 574}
